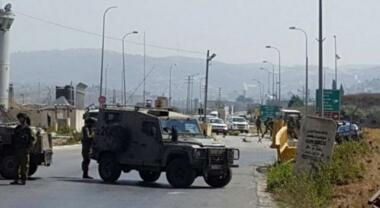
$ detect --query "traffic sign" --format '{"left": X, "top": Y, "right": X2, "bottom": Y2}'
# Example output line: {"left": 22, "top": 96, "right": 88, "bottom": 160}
{"left": 260, "top": 105, "right": 280, "bottom": 120}
{"left": 98, "top": 96, "right": 106, "bottom": 105}
{"left": 316, "top": 89, "right": 341, "bottom": 114}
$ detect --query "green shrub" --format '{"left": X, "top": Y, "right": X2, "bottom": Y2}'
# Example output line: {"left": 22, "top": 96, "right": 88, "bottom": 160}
{"left": 329, "top": 140, "right": 370, "bottom": 185}
{"left": 267, "top": 162, "right": 294, "bottom": 192}
{"left": 267, "top": 163, "right": 332, "bottom": 208}
{"left": 266, "top": 140, "right": 370, "bottom": 208}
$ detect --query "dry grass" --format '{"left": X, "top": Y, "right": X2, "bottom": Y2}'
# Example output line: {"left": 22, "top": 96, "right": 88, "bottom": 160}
{"left": 332, "top": 128, "right": 380, "bottom": 208}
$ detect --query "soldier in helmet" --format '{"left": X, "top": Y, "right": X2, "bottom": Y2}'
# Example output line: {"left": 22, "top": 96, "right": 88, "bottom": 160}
{"left": 10, "top": 113, "right": 34, "bottom": 185}
{"left": 81, "top": 117, "right": 96, "bottom": 179}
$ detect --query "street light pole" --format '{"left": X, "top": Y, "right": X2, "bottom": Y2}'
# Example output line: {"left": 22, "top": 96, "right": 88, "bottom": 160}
{"left": 203, "top": 50, "right": 216, "bottom": 122}
{"left": 265, "top": 46, "right": 281, "bottom": 104}
{"left": 122, "top": 31, "right": 138, "bottom": 105}
{"left": 253, "top": 79, "right": 263, "bottom": 105}
{"left": 263, "top": 60, "right": 275, "bottom": 100}
{"left": 99, "top": 6, "right": 117, "bottom": 100}
{"left": 334, "top": 35, "right": 339, "bottom": 89}
{"left": 169, "top": 64, "right": 176, "bottom": 107}
{"left": 260, "top": 67, "right": 271, "bottom": 95}
{"left": 318, "top": 0, "right": 324, "bottom": 117}
{"left": 289, "top": 26, "right": 309, "bottom": 114}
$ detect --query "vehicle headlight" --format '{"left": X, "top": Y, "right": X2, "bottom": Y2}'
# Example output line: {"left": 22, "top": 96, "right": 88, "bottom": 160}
{"left": 193, "top": 149, "right": 207, "bottom": 159}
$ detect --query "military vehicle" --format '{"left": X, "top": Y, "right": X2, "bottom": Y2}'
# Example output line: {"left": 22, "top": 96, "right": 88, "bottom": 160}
{"left": 0, "top": 120, "right": 53, "bottom": 179}
{"left": 91, "top": 107, "right": 240, "bottom": 188}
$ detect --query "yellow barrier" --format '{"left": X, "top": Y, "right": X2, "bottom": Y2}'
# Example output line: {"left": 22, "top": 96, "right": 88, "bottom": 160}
{"left": 200, "top": 123, "right": 212, "bottom": 136}
{"left": 271, "top": 119, "right": 285, "bottom": 148}
{"left": 274, "top": 126, "right": 297, "bottom": 162}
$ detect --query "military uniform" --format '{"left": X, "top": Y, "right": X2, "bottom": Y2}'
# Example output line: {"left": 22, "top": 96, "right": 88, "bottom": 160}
{"left": 82, "top": 123, "right": 95, "bottom": 179}
{"left": 256, "top": 117, "right": 263, "bottom": 139}
{"left": 12, "top": 121, "right": 34, "bottom": 185}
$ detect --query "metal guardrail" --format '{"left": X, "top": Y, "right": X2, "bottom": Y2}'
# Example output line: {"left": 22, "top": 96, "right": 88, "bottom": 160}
{"left": 369, "top": 189, "right": 380, "bottom": 208}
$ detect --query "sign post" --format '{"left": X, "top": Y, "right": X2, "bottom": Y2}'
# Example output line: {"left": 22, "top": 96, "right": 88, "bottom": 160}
{"left": 295, "top": 116, "right": 336, "bottom": 173}
{"left": 260, "top": 105, "right": 280, "bottom": 120}
{"left": 316, "top": 89, "right": 341, "bottom": 119}
{"left": 98, "top": 96, "right": 106, "bottom": 108}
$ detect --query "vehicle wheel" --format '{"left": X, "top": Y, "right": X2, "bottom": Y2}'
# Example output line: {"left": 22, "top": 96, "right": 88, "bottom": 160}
{"left": 166, "top": 158, "right": 195, "bottom": 188}
{"left": 139, "top": 170, "right": 161, "bottom": 182}
{"left": 98, "top": 153, "right": 121, "bottom": 183}
{"left": 0, "top": 155, "right": 18, "bottom": 179}
{"left": 204, "top": 168, "right": 232, "bottom": 188}
{"left": 28, "top": 162, "right": 38, "bottom": 176}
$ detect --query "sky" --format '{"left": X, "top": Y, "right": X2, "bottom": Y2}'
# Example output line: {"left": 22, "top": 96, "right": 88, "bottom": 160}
{"left": 3, "top": 0, "right": 380, "bottom": 67}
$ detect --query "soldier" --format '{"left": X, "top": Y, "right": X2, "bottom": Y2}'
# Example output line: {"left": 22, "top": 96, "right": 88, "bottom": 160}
{"left": 262, "top": 118, "right": 273, "bottom": 138}
{"left": 81, "top": 117, "right": 96, "bottom": 179}
{"left": 10, "top": 113, "right": 34, "bottom": 185}
{"left": 256, "top": 116, "right": 263, "bottom": 142}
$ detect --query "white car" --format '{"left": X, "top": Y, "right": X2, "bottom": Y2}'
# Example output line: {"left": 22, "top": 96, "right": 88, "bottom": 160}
{"left": 206, "top": 117, "right": 228, "bottom": 135}
{"left": 227, "top": 116, "right": 249, "bottom": 133}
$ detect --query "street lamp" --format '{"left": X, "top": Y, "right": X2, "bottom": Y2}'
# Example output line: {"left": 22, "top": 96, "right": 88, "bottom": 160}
{"left": 260, "top": 67, "right": 271, "bottom": 95}
{"left": 265, "top": 46, "right": 281, "bottom": 104}
{"left": 204, "top": 50, "right": 216, "bottom": 122}
{"left": 252, "top": 79, "right": 264, "bottom": 105}
{"left": 289, "top": 26, "right": 309, "bottom": 114}
{"left": 263, "top": 60, "right": 276, "bottom": 100}
{"left": 122, "top": 30, "right": 138, "bottom": 105}
{"left": 99, "top": 6, "right": 117, "bottom": 102}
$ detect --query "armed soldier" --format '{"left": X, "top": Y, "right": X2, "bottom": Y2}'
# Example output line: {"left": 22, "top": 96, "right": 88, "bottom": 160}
{"left": 10, "top": 113, "right": 34, "bottom": 185}
{"left": 81, "top": 117, "right": 96, "bottom": 179}
{"left": 256, "top": 116, "right": 263, "bottom": 142}
{"left": 262, "top": 117, "right": 273, "bottom": 138}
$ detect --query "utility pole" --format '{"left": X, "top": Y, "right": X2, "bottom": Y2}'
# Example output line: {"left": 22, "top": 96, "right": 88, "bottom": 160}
{"left": 334, "top": 35, "right": 339, "bottom": 90}
{"left": 203, "top": 50, "right": 216, "bottom": 122}
{"left": 186, "top": 75, "right": 191, "bottom": 113}
{"left": 318, "top": 0, "right": 324, "bottom": 117}
{"left": 143, "top": 32, "right": 146, "bottom": 105}
{"left": 168, "top": 64, "right": 174, "bottom": 107}
{"left": 218, "top": 87, "right": 222, "bottom": 102}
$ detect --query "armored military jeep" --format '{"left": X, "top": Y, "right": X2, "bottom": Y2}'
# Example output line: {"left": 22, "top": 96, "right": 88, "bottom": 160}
{"left": 91, "top": 107, "right": 239, "bottom": 188}
{"left": 0, "top": 123, "right": 53, "bottom": 179}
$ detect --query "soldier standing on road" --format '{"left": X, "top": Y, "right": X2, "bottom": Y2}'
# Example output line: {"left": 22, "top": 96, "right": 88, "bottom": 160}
{"left": 10, "top": 113, "right": 34, "bottom": 185}
{"left": 262, "top": 118, "right": 273, "bottom": 138}
{"left": 256, "top": 116, "right": 263, "bottom": 142}
{"left": 81, "top": 118, "right": 96, "bottom": 179}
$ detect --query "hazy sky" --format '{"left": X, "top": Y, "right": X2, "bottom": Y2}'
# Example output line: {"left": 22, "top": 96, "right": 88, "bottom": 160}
{"left": 4, "top": 0, "right": 380, "bottom": 67}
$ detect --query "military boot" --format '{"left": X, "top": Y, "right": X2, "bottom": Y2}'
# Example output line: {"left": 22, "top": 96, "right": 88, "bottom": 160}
{"left": 10, "top": 180, "right": 19, "bottom": 185}
{"left": 83, "top": 172, "right": 93, "bottom": 179}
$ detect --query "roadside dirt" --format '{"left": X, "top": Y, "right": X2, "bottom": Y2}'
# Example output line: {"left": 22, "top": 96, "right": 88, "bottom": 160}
{"left": 332, "top": 128, "right": 380, "bottom": 208}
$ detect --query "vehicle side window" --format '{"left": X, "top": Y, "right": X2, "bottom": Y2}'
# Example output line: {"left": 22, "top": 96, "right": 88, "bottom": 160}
{"left": 105, "top": 112, "right": 121, "bottom": 124}
{"left": 142, "top": 121, "right": 158, "bottom": 137}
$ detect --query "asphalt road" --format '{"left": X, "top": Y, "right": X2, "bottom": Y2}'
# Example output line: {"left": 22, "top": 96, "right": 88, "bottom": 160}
{"left": 0, "top": 135, "right": 276, "bottom": 208}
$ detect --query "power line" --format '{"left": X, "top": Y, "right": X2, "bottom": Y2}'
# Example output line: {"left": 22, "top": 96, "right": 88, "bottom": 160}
{"left": 15, "top": 11, "right": 204, "bottom": 55}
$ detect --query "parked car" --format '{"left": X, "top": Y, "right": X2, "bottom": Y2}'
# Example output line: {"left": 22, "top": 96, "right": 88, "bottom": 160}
{"left": 227, "top": 116, "right": 249, "bottom": 133}
{"left": 207, "top": 117, "right": 228, "bottom": 136}
{"left": 336, "top": 121, "right": 362, "bottom": 144}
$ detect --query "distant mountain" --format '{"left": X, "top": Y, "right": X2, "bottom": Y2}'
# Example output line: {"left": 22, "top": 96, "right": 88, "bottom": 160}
{"left": 9, "top": 49, "right": 380, "bottom": 103}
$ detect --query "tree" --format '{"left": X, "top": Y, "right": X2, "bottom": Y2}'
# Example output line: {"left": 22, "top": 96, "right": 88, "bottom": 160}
{"left": 288, "top": 95, "right": 304, "bottom": 108}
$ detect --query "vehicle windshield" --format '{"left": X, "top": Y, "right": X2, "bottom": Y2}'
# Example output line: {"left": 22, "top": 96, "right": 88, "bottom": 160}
{"left": 232, "top": 118, "right": 246, "bottom": 122}
{"left": 160, "top": 118, "right": 202, "bottom": 135}
{"left": 209, "top": 118, "right": 224, "bottom": 124}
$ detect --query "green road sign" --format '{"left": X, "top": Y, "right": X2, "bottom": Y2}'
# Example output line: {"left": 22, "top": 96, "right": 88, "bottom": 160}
{"left": 260, "top": 105, "right": 280, "bottom": 120}
{"left": 316, "top": 89, "right": 341, "bottom": 112}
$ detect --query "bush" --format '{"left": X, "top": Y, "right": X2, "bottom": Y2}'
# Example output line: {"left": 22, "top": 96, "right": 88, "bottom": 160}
{"left": 267, "top": 140, "right": 371, "bottom": 208}
{"left": 329, "top": 140, "right": 370, "bottom": 185}
{"left": 267, "top": 163, "right": 332, "bottom": 208}
{"left": 267, "top": 162, "right": 293, "bottom": 192}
